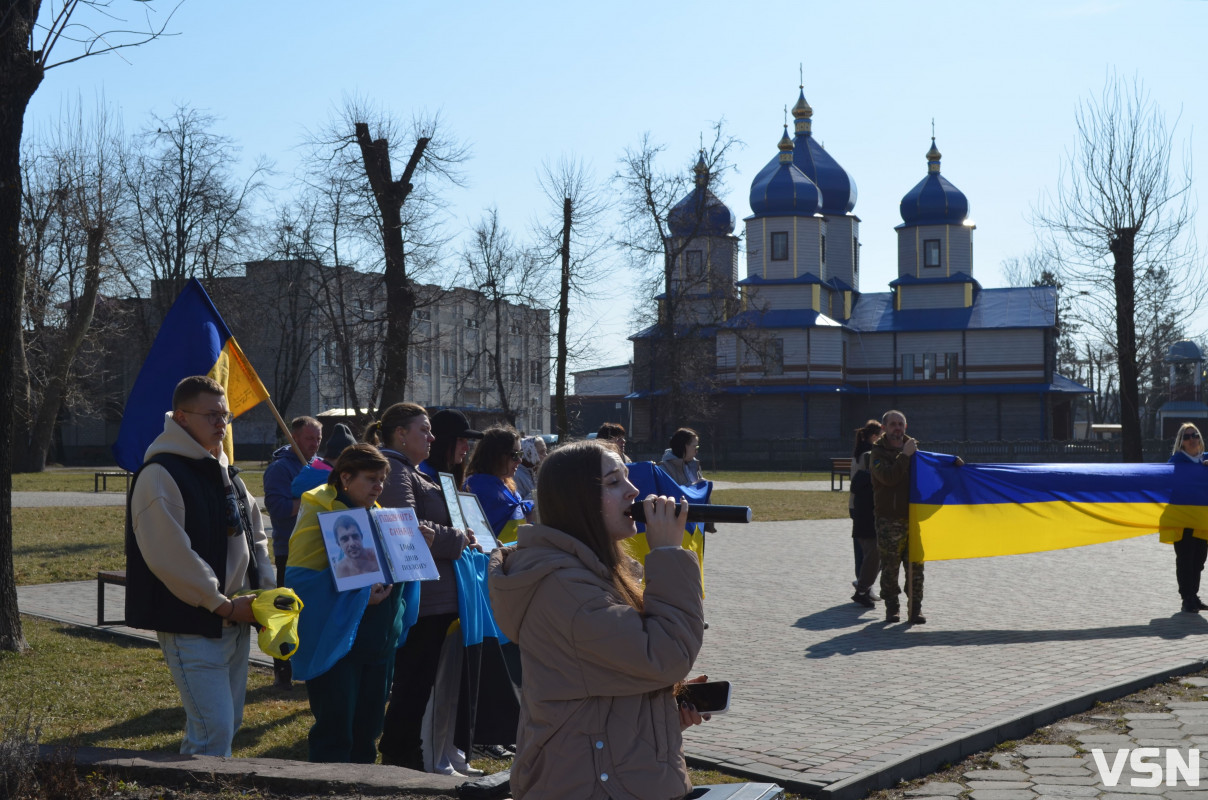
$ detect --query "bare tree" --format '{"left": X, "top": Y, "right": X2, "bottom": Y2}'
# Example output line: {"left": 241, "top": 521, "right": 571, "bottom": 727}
{"left": 1034, "top": 73, "right": 1199, "bottom": 461}
{"left": 119, "top": 104, "right": 268, "bottom": 333}
{"left": 462, "top": 208, "right": 548, "bottom": 426}
{"left": 0, "top": 0, "right": 180, "bottom": 653}
{"left": 533, "top": 156, "right": 610, "bottom": 438}
{"left": 614, "top": 122, "right": 740, "bottom": 440}
{"left": 14, "top": 101, "right": 127, "bottom": 472}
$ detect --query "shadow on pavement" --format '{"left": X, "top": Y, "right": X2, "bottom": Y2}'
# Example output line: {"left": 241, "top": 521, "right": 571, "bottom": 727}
{"left": 793, "top": 603, "right": 882, "bottom": 631}
{"left": 803, "top": 613, "right": 1208, "bottom": 657}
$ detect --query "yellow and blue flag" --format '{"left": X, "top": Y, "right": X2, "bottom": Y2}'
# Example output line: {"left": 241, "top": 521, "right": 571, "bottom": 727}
{"left": 112, "top": 278, "right": 270, "bottom": 471}
{"left": 909, "top": 451, "right": 1208, "bottom": 562}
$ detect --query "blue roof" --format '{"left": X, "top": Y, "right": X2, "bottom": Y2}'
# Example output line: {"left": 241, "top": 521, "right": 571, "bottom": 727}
{"left": 846, "top": 286, "right": 1056, "bottom": 332}
{"left": 788, "top": 88, "right": 856, "bottom": 215}
{"left": 720, "top": 309, "right": 842, "bottom": 330}
{"left": 899, "top": 138, "right": 968, "bottom": 226}
{"left": 748, "top": 129, "right": 822, "bottom": 218}
{"left": 1166, "top": 340, "right": 1203, "bottom": 363}
{"left": 1158, "top": 400, "right": 1208, "bottom": 412}
{"left": 737, "top": 272, "right": 825, "bottom": 287}
{"left": 888, "top": 271, "right": 981, "bottom": 288}
{"left": 629, "top": 323, "right": 719, "bottom": 341}
{"left": 668, "top": 187, "right": 736, "bottom": 238}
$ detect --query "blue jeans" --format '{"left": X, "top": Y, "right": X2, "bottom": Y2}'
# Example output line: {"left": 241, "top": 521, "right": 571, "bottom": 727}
{"left": 157, "top": 624, "right": 251, "bottom": 756}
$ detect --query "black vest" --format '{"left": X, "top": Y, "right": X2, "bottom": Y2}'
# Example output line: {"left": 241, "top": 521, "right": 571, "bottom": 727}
{"left": 125, "top": 452, "right": 235, "bottom": 637}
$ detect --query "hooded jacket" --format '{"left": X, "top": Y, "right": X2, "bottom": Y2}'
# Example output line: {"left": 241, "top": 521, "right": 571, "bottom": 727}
{"left": 869, "top": 433, "right": 916, "bottom": 522}
{"left": 488, "top": 524, "right": 703, "bottom": 800}
{"left": 264, "top": 444, "right": 313, "bottom": 556}
{"left": 126, "top": 413, "right": 274, "bottom": 634}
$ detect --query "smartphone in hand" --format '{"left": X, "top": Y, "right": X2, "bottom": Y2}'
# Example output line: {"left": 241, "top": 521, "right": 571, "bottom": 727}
{"left": 679, "top": 680, "right": 731, "bottom": 714}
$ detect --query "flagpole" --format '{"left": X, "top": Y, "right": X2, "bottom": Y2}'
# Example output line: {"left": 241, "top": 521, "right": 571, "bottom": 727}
{"left": 263, "top": 397, "right": 308, "bottom": 465}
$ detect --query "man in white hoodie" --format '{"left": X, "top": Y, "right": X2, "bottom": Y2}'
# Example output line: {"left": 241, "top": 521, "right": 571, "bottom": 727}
{"left": 124, "top": 375, "right": 275, "bottom": 756}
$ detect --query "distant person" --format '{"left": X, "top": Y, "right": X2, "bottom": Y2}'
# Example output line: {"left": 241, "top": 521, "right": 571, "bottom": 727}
{"left": 488, "top": 439, "right": 708, "bottom": 799}
{"left": 331, "top": 515, "right": 380, "bottom": 578}
{"left": 849, "top": 420, "right": 882, "bottom": 608}
{"left": 596, "top": 422, "right": 630, "bottom": 462}
{"left": 125, "top": 375, "right": 275, "bottom": 757}
{"left": 1168, "top": 422, "right": 1208, "bottom": 613}
{"left": 263, "top": 415, "right": 322, "bottom": 687}
{"left": 418, "top": 409, "right": 483, "bottom": 486}
{"left": 870, "top": 410, "right": 922, "bottom": 624}
{"left": 291, "top": 422, "right": 357, "bottom": 498}
{"left": 660, "top": 427, "right": 704, "bottom": 486}
{"left": 513, "top": 436, "right": 546, "bottom": 502}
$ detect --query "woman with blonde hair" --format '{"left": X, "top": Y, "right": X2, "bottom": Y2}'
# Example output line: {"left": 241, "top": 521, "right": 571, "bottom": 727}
{"left": 1168, "top": 422, "right": 1208, "bottom": 613}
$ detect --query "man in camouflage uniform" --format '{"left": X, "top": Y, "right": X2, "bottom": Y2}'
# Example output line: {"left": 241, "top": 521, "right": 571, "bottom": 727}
{"left": 870, "top": 410, "right": 924, "bottom": 624}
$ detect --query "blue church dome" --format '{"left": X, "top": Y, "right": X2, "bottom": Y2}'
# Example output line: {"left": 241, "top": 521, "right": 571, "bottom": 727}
{"left": 749, "top": 127, "right": 822, "bottom": 217}
{"left": 668, "top": 152, "right": 737, "bottom": 237}
{"left": 788, "top": 88, "right": 857, "bottom": 215}
{"left": 899, "top": 138, "right": 969, "bottom": 226}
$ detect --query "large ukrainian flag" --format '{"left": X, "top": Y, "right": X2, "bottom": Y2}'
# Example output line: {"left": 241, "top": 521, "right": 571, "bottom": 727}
{"left": 909, "top": 451, "right": 1208, "bottom": 562}
{"left": 112, "top": 279, "right": 270, "bottom": 471}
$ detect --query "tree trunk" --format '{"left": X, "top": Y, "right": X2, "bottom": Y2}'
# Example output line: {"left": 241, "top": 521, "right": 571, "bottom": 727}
{"left": 0, "top": 4, "right": 45, "bottom": 652}
{"left": 555, "top": 197, "right": 571, "bottom": 437}
{"left": 1111, "top": 227, "right": 1143, "bottom": 462}
{"left": 491, "top": 293, "right": 515, "bottom": 426}
{"left": 15, "top": 227, "right": 104, "bottom": 472}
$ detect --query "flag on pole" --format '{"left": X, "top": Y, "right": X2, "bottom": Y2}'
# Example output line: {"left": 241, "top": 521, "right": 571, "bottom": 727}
{"left": 112, "top": 278, "right": 270, "bottom": 471}
{"left": 908, "top": 451, "right": 1208, "bottom": 562}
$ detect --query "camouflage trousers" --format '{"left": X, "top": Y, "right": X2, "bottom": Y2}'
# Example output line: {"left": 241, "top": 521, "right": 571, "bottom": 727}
{"left": 876, "top": 517, "right": 924, "bottom": 615}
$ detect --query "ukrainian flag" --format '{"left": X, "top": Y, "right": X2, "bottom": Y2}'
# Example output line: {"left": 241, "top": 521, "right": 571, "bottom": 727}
{"left": 112, "top": 278, "right": 270, "bottom": 471}
{"left": 909, "top": 451, "right": 1208, "bottom": 562}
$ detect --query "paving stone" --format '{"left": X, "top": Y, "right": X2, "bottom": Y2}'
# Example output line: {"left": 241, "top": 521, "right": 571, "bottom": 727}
{"left": 1029, "top": 786, "right": 1100, "bottom": 797}
{"left": 966, "top": 782, "right": 1036, "bottom": 790}
{"left": 1027, "top": 759, "right": 1093, "bottom": 768}
{"left": 1181, "top": 678, "right": 1208, "bottom": 688}
{"left": 1030, "top": 777, "right": 1100, "bottom": 786}
{"left": 993, "top": 754, "right": 1022, "bottom": 768}
{"left": 1052, "top": 722, "right": 1097, "bottom": 732}
{"left": 965, "top": 770, "right": 1034, "bottom": 782}
{"left": 1127, "top": 714, "right": 1178, "bottom": 721}
{"left": 906, "top": 783, "right": 966, "bottom": 796}
{"left": 1019, "top": 745, "right": 1080, "bottom": 758}
{"left": 1081, "top": 735, "right": 1137, "bottom": 744}
{"left": 1027, "top": 767, "right": 1094, "bottom": 777}
{"left": 969, "top": 791, "right": 1037, "bottom": 800}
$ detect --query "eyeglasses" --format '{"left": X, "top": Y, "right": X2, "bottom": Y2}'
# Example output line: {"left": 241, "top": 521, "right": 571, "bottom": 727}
{"left": 182, "top": 409, "right": 234, "bottom": 425}
{"left": 510, "top": 451, "right": 523, "bottom": 462}
{"left": 1184, "top": 432, "right": 1202, "bottom": 441}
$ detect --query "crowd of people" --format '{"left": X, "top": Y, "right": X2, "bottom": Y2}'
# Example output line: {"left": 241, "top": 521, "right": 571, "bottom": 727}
{"left": 125, "top": 376, "right": 712, "bottom": 797}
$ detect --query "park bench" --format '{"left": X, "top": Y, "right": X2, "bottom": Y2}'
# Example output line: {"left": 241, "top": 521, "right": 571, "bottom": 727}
{"left": 93, "top": 471, "right": 132, "bottom": 493}
{"left": 96, "top": 569, "right": 126, "bottom": 626}
{"left": 830, "top": 457, "right": 852, "bottom": 491}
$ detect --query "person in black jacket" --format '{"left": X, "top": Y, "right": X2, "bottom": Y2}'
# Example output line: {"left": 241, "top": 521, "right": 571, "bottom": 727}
{"left": 849, "top": 420, "right": 882, "bottom": 608}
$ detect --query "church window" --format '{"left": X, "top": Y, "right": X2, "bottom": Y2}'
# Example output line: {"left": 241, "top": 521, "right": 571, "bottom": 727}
{"left": 924, "top": 239, "right": 941, "bottom": 268}
{"left": 767, "top": 339, "right": 785, "bottom": 376}
{"left": 686, "top": 250, "right": 704, "bottom": 280}
{"left": 901, "top": 354, "right": 915, "bottom": 381}
{"left": 770, "top": 232, "right": 789, "bottom": 261}
{"left": 820, "top": 234, "right": 827, "bottom": 265}
{"left": 923, "top": 353, "right": 936, "bottom": 380}
{"left": 853, "top": 236, "right": 859, "bottom": 277}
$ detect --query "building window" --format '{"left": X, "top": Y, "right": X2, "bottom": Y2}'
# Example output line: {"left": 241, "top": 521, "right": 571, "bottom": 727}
{"left": 853, "top": 236, "right": 859, "bottom": 277}
{"left": 946, "top": 352, "right": 960, "bottom": 381}
{"left": 767, "top": 339, "right": 785, "bottom": 376}
{"left": 487, "top": 356, "right": 496, "bottom": 380}
{"left": 358, "top": 342, "right": 373, "bottom": 369}
{"left": 509, "top": 357, "right": 521, "bottom": 383}
{"left": 465, "top": 350, "right": 476, "bottom": 378}
{"left": 441, "top": 350, "right": 456, "bottom": 378}
{"left": 901, "top": 354, "right": 915, "bottom": 381}
{"left": 770, "top": 232, "right": 789, "bottom": 261}
{"left": 924, "top": 239, "right": 941, "bottom": 268}
{"left": 923, "top": 353, "right": 935, "bottom": 380}
{"left": 417, "top": 350, "right": 432, "bottom": 374}
{"left": 509, "top": 320, "right": 522, "bottom": 335}
{"left": 529, "top": 360, "right": 540, "bottom": 384}
{"left": 465, "top": 317, "right": 479, "bottom": 329}
{"left": 820, "top": 234, "right": 827, "bottom": 265}
{"left": 685, "top": 250, "right": 704, "bottom": 280}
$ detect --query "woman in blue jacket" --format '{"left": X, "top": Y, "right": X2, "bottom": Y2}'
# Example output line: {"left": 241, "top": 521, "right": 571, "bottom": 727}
{"left": 1168, "top": 422, "right": 1208, "bottom": 613}
{"left": 463, "top": 426, "right": 533, "bottom": 544}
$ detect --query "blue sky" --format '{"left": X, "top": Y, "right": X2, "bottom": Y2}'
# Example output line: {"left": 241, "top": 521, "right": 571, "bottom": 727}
{"left": 27, "top": 0, "right": 1208, "bottom": 373}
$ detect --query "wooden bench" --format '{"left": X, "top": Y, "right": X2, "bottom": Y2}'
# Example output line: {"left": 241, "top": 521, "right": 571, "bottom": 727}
{"left": 830, "top": 458, "right": 853, "bottom": 491}
{"left": 97, "top": 569, "right": 126, "bottom": 626}
{"left": 94, "top": 471, "right": 132, "bottom": 493}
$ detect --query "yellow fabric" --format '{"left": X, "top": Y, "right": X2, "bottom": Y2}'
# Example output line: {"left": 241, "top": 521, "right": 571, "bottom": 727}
{"left": 239, "top": 587, "right": 304, "bottom": 660}
{"left": 620, "top": 528, "right": 706, "bottom": 596}
{"left": 909, "top": 501, "right": 1208, "bottom": 562}
{"left": 498, "top": 519, "right": 521, "bottom": 545}
{"left": 208, "top": 337, "right": 271, "bottom": 464}
{"left": 287, "top": 484, "right": 343, "bottom": 571}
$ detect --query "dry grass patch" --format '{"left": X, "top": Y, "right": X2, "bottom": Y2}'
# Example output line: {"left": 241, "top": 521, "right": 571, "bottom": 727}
{"left": 13, "top": 508, "right": 126, "bottom": 585}
{"left": 709, "top": 471, "right": 829, "bottom": 483}
{"left": 711, "top": 488, "right": 848, "bottom": 522}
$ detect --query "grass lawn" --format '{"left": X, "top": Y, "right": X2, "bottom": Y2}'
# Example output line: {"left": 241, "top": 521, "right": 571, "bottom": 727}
{"left": 711, "top": 488, "right": 848, "bottom": 522}
{"left": 709, "top": 470, "right": 829, "bottom": 482}
{"left": 13, "top": 463, "right": 266, "bottom": 497}
{"left": 13, "top": 507, "right": 126, "bottom": 584}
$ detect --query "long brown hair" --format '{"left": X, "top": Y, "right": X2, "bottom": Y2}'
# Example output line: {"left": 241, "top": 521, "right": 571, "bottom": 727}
{"left": 464, "top": 425, "right": 520, "bottom": 491}
{"left": 536, "top": 440, "right": 643, "bottom": 611}
{"left": 852, "top": 419, "right": 883, "bottom": 458}
{"left": 364, "top": 402, "right": 427, "bottom": 449}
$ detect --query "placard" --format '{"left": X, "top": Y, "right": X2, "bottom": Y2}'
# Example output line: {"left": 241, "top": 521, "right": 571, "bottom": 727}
{"left": 318, "top": 508, "right": 386, "bottom": 591}
{"left": 438, "top": 472, "right": 466, "bottom": 528}
{"left": 375, "top": 506, "right": 440, "bottom": 582}
{"left": 458, "top": 492, "right": 500, "bottom": 552}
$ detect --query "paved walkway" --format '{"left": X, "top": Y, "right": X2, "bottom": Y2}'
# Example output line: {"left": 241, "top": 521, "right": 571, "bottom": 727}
{"left": 14, "top": 489, "right": 1208, "bottom": 799}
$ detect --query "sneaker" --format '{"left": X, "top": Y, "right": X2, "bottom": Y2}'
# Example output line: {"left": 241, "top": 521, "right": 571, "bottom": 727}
{"left": 851, "top": 591, "right": 875, "bottom": 608}
{"left": 870, "top": 588, "right": 881, "bottom": 601}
